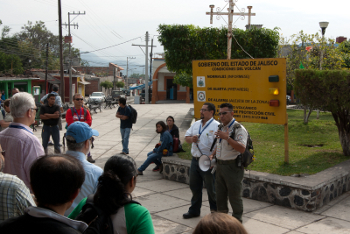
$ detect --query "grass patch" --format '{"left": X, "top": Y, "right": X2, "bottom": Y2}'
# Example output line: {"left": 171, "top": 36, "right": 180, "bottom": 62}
{"left": 177, "top": 109, "right": 349, "bottom": 176}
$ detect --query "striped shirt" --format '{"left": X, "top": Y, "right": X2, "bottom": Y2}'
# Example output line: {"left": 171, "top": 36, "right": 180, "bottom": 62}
{"left": 0, "top": 172, "right": 36, "bottom": 223}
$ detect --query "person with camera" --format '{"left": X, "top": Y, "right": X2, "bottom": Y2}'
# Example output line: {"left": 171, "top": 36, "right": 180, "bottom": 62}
{"left": 137, "top": 121, "right": 173, "bottom": 175}
{"left": 209, "top": 103, "right": 248, "bottom": 223}
{"left": 182, "top": 102, "right": 219, "bottom": 219}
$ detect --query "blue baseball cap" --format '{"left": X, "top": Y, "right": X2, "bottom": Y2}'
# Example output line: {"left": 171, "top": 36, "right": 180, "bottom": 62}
{"left": 66, "top": 122, "right": 99, "bottom": 143}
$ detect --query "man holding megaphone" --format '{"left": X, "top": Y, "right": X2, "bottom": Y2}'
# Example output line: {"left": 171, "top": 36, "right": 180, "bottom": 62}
{"left": 209, "top": 103, "right": 248, "bottom": 223}
{"left": 182, "top": 103, "right": 219, "bottom": 219}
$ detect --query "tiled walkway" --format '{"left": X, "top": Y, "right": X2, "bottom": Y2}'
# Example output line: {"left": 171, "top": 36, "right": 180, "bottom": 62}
{"left": 39, "top": 103, "right": 350, "bottom": 234}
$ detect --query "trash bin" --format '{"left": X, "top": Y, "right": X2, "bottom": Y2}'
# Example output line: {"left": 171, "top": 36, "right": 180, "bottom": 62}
{"left": 134, "top": 96, "right": 141, "bottom": 104}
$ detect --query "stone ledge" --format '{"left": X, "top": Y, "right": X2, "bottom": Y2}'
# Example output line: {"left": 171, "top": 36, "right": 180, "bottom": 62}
{"left": 162, "top": 155, "right": 350, "bottom": 212}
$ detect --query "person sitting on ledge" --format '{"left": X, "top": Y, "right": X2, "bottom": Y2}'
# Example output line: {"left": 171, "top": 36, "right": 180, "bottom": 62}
{"left": 137, "top": 121, "right": 173, "bottom": 175}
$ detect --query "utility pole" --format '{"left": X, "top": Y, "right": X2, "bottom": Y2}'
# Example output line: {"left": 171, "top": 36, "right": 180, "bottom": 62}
{"left": 149, "top": 39, "right": 153, "bottom": 82}
{"left": 63, "top": 11, "right": 85, "bottom": 103}
{"left": 45, "top": 43, "right": 49, "bottom": 93}
{"left": 132, "top": 32, "right": 156, "bottom": 104}
{"left": 126, "top": 57, "right": 135, "bottom": 90}
{"left": 206, "top": 1, "right": 256, "bottom": 59}
{"left": 58, "top": 0, "right": 65, "bottom": 101}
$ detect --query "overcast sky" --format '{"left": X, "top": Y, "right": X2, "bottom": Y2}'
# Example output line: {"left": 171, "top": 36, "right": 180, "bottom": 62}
{"left": 1, "top": 0, "right": 349, "bottom": 74}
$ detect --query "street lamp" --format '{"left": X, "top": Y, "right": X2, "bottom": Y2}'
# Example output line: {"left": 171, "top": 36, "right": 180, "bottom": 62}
{"left": 319, "top": 21, "right": 329, "bottom": 70}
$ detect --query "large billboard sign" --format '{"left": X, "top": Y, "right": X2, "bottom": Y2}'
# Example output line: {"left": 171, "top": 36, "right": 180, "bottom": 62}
{"left": 193, "top": 58, "right": 287, "bottom": 125}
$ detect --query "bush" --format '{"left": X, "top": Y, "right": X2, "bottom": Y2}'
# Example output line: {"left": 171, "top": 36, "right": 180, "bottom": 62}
{"left": 295, "top": 69, "right": 350, "bottom": 155}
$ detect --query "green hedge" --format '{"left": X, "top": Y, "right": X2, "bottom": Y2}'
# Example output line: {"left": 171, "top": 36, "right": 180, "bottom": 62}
{"left": 157, "top": 25, "right": 280, "bottom": 87}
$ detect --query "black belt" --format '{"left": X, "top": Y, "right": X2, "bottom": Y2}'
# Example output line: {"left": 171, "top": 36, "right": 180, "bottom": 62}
{"left": 217, "top": 159, "right": 236, "bottom": 165}
{"left": 44, "top": 124, "right": 58, "bottom": 127}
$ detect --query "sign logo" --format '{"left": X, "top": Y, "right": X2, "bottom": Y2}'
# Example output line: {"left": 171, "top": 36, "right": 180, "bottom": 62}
{"left": 197, "top": 76, "right": 205, "bottom": 87}
{"left": 197, "top": 91, "right": 206, "bottom": 102}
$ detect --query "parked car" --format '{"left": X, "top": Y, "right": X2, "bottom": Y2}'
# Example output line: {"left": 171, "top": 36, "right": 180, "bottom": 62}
{"left": 89, "top": 92, "right": 106, "bottom": 103}
{"left": 111, "top": 90, "right": 126, "bottom": 101}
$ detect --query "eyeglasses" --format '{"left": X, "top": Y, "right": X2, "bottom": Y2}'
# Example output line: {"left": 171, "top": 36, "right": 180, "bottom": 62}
{"left": 75, "top": 98, "right": 84, "bottom": 101}
{"left": 218, "top": 111, "right": 229, "bottom": 116}
{"left": 200, "top": 109, "right": 208, "bottom": 112}
{"left": 31, "top": 107, "right": 38, "bottom": 112}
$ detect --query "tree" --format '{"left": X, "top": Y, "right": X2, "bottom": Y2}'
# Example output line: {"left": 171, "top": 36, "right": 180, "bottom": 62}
{"left": 294, "top": 69, "right": 350, "bottom": 156}
{"left": 115, "top": 81, "right": 125, "bottom": 89}
{"left": 0, "top": 20, "right": 84, "bottom": 72}
{"left": 100, "top": 81, "right": 113, "bottom": 95}
{"left": 0, "top": 51, "right": 23, "bottom": 74}
{"left": 157, "top": 25, "right": 280, "bottom": 87}
{"left": 278, "top": 31, "right": 343, "bottom": 123}
{"left": 337, "top": 40, "right": 350, "bottom": 69}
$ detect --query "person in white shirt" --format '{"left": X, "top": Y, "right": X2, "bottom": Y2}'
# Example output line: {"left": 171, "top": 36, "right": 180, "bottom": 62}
{"left": 183, "top": 102, "right": 219, "bottom": 219}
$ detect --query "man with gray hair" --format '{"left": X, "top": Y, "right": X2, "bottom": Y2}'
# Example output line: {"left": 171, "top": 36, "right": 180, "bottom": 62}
{"left": 64, "top": 121, "right": 102, "bottom": 216}
{"left": 0, "top": 92, "right": 45, "bottom": 190}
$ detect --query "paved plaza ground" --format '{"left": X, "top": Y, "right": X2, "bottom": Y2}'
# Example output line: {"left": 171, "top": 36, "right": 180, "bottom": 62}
{"left": 36, "top": 103, "right": 350, "bottom": 234}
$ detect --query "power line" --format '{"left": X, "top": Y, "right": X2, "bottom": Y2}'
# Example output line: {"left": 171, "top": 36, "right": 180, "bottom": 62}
{"left": 81, "top": 37, "right": 141, "bottom": 54}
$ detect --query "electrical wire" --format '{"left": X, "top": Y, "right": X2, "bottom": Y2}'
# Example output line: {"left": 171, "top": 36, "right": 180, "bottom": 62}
{"left": 232, "top": 34, "right": 254, "bottom": 59}
{"left": 81, "top": 37, "right": 141, "bottom": 54}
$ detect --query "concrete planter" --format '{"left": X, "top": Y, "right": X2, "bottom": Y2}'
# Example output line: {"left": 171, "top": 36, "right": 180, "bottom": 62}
{"left": 162, "top": 155, "right": 350, "bottom": 212}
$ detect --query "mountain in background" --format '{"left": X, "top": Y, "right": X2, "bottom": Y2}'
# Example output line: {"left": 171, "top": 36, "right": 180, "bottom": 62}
{"left": 80, "top": 53, "right": 145, "bottom": 75}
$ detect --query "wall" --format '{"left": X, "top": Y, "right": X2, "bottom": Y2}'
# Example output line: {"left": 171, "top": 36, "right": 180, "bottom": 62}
{"left": 85, "top": 77, "right": 100, "bottom": 96}
{"left": 162, "top": 156, "right": 350, "bottom": 212}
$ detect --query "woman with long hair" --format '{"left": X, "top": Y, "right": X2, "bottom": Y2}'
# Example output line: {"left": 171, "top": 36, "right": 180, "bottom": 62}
{"left": 69, "top": 154, "right": 154, "bottom": 234}
{"left": 166, "top": 116, "right": 179, "bottom": 138}
{"left": 137, "top": 121, "right": 173, "bottom": 175}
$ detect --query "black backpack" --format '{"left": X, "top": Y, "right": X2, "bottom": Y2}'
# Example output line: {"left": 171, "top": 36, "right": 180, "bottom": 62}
{"left": 230, "top": 123, "right": 255, "bottom": 169}
{"left": 128, "top": 105, "right": 137, "bottom": 124}
{"left": 76, "top": 195, "right": 141, "bottom": 234}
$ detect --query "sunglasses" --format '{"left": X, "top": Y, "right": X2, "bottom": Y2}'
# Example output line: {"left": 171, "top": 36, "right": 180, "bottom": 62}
{"left": 75, "top": 98, "right": 84, "bottom": 101}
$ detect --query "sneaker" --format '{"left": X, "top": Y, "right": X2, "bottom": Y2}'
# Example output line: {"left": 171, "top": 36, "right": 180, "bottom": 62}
{"left": 48, "top": 141, "right": 54, "bottom": 146}
{"left": 152, "top": 165, "right": 160, "bottom": 172}
{"left": 120, "top": 152, "right": 127, "bottom": 155}
{"left": 87, "top": 156, "right": 95, "bottom": 163}
{"left": 137, "top": 170, "right": 143, "bottom": 175}
{"left": 159, "top": 164, "right": 163, "bottom": 174}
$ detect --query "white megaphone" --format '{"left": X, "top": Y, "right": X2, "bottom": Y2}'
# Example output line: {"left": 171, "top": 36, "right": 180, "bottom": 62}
{"left": 199, "top": 155, "right": 217, "bottom": 172}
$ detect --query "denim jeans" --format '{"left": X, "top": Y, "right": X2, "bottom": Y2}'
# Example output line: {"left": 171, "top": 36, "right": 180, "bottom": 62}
{"left": 138, "top": 151, "right": 162, "bottom": 172}
{"left": 42, "top": 125, "right": 61, "bottom": 153}
{"left": 188, "top": 157, "right": 217, "bottom": 216}
{"left": 120, "top": 128, "right": 131, "bottom": 154}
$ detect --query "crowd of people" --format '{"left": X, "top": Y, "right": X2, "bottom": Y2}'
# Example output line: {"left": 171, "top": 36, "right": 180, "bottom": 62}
{"left": 0, "top": 87, "right": 249, "bottom": 234}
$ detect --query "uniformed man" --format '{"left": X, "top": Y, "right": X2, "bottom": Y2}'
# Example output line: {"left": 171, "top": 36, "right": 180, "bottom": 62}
{"left": 210, "top": 102, "right": 248, "bottom": 223}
